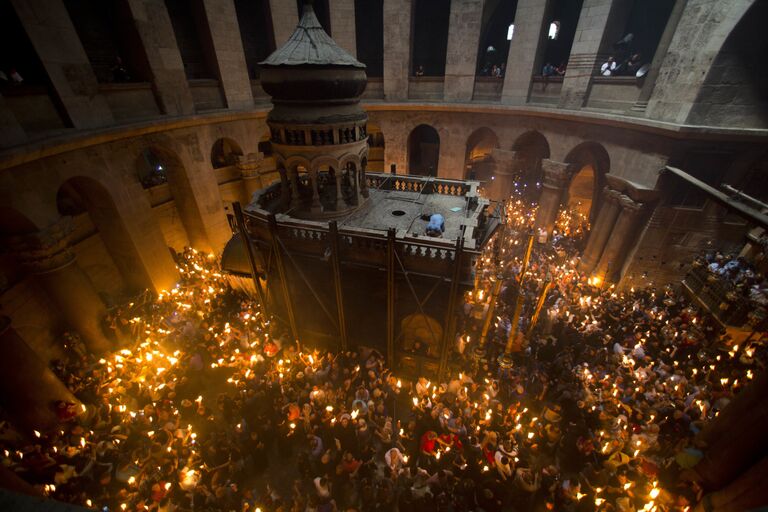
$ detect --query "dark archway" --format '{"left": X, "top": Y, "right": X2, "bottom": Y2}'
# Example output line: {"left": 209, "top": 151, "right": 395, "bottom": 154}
{"left": 566, "top": 164, "right": 595, "bottom": 221}
{"left": 139, "top": 147, "right": 211, "bottom": 252}
{"left": 407, "top": 125, "right": 440, "bottom": 176}
{"left": 464, "top": 128, "right": 499, "bottom": 189}
{"left": 211, "top": 138, "right": 244, "bottom": 169}
{"left": 564, "top": 142, "right": 611, "bottom": 224}
{"left": 57, "top": 176, "right": 150, "bottom": 294}
{"left": 367, "top": 123, "right": 385, "bottom": 172}
{"left": 512, "top": 130, "right": 551, "bottom": 200}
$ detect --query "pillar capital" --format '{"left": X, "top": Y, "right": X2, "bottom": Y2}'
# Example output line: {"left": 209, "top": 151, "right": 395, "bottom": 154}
{"left": 618, "top": 195, "right": 643, "bottom": 215}
{"left": 540, "top": 159, "right": 574, "bottom": 189}
{"left": 490, "top": 149, "right": 520, "bottom": 175}
{"left": 603, "top": 186, "right": 624, "bottom": 204}
{"left": 238, "top": 153, "right": 264, "bottom": 178}
{"left": 6, "top": 218, "right": 75, "bottom": 274}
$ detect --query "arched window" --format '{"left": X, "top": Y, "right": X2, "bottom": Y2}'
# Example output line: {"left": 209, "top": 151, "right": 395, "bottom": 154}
{"left": 211, "top": 138, "right": 244, "bottom": 169}
{"left": 548, "top": 21, "right": 560, "bottom": 40}
{"left": 137, "top": 149, "right": 168, "bottom": 189}
{"left": 411, "top": 0, "right": 452, "bottom": 76}
{"left": 407, "top": 125, "right": 440, "bottom": 176}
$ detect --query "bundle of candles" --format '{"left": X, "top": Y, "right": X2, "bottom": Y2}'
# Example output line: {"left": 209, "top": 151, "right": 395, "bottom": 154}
{"left": 0, "top": 187, "right": 763, "bottom": 511}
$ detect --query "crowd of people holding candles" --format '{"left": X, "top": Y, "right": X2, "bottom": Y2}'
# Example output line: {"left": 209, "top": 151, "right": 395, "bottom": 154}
{"left": 0, "top": 186, "right": 764, "bottom": 512}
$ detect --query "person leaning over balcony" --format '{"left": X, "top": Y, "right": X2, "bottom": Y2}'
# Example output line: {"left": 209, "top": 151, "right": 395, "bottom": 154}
{"left": 600, "top": 56, "right": 617, "bottom": 76}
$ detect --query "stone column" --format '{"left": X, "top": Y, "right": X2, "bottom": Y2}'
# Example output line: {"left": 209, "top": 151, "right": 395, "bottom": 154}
{"left": 328, "top": 0, "right": 357, "bottom": 55}
{"left": 125, "top": 0, "right": 195, "bottom": 115}
{"left": 238, "top": 155, "right": 264, "bottom": 204}
{"left": 490, "top": 149, "right": 520, "bottom": 200}
{"left": 269, "top": 0, "right": 298, "bottom": 47}
{"left": 10, "top": 221, "right": 112, "bottom": 354}
{"left": 502, "top": 0, "right": 551, "bottom": 105}
{"left": 360, "top": 160, "right": 369, "bottom": 198}
{"left": 202, "top": 0, "right": 254, "bottom": 110}
{"left": 0, "top": 317, "right": 82, "bottom": 432}
{"left": 594, "top": 195, "right": 644, "bottom": 283}
{"left": 444, "top": 0, "right": 484, "bottom": 102}
{"left": 0, "top": 93, "right": 26, "bottom": 148}
{"left": 335, "top": 169, "right": 344, "bottom": 209}
{"left": 10, "top": 0, "right": 114, "bottom": 128}
{"left": 383, "top": 0, "right": 412, "bottom": 101}
{"left": 289, "top": 168, "right": 301, "bottom": 209}
{"left": 310, "top": 170, "right": 322, "bottom": 211}
{"left": 558, "top": 0, "right": 631, "bottom": 109}
{"left": 578, "top": 187, "right": 622, "bottom": 273}
{"left": 276, "top": 168, "right": 291, "bottom": 207}
{"left": 533, "top": 159, "right": 571, "bottom": 241}
{"left": 353, "top": 167, "right": 363, "bottom": 204}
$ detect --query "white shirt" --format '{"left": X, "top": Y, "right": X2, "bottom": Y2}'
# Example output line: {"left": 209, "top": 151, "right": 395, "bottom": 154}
{"left": 601, "top": 61, "right": 616, "bottom": 76}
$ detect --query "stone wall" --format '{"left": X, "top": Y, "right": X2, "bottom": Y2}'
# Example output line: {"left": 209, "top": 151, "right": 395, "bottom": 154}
{"left": 0, "top": 100, "right": 764, "bottom": 374}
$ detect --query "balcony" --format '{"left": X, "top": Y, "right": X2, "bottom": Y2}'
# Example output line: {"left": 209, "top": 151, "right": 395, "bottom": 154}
{"left": 682, "top": 263, "right": 752, "bottom": 327}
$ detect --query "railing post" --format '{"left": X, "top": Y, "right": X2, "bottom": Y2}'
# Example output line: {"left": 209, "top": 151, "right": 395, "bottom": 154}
{"left": 233, "top": 202, "right": 268, "bottom": 319}
{"left": 268, "top": 214, "right": 300, "bottom": 343}
{"left": 386, "top": 228, "right": 396, "bottom": 368}
{"left": 329, "top": 221, "right": 348, "bottom": 351}
{"left": 439, "top": 234, "right": 464, "bottom": 381}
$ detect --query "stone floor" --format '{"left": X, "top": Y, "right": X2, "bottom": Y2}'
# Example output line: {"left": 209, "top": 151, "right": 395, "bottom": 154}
{"left": 339, "top": 188, "right": 472, "bottom": 240}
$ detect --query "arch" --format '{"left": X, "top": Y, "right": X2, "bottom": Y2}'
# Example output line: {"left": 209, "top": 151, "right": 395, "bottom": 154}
{"left": 688, "top": 0, "right": 768, "bottom": 128}
{"left": 136, "top": 148, "right": 168, "bottom": 188}
{"left": 564, "top": 141, "right": 611, "bottom": 223}
{"left": 407, "top": 124, "right": 440, "bottom": 176}
{"left": 464, "top": 128, "right": 500, "bottom": 194}
{"left": 140, "top": 146, "right": 212, "bottom": 252}
{"left": 648, "top": 0, "right": 758, "bottom": 124}
{"left": 258, "top": 130, "right": 273, "bottom": 156}
{"left": 512, "top": 130, "right": 551, "bottom": 198}
{"left": 281, "top": 155, "right": 313, "bottom": 172}
{"left": 211, "top": 137, "right": 244, "bottom": 169}
{"left": 0, "top": 208, "right": 39, "bottom": 291}
{"left": 366, "top": 123, "right": 385, "bottom": 172}
{"left": 338, "top": 154, "right": 361, "bottom": 171}
{"left": 311, "top": 155, "right": 342, "bottom": 172}
{"left": 56, "top": 176, "right": 152, "bottom": 293}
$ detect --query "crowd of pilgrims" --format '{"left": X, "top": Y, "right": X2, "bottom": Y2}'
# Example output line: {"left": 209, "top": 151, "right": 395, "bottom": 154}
{"left": 0, "top": 201, "right": 765, "bottom": 512}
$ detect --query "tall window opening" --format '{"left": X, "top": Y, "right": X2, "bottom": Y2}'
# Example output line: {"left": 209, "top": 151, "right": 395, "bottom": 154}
{"left": 476, "top": 0, "right": 517, "bottom": 77}
{"left": 64, "top": 0, "right": 149, "bottom": 83}
{"left": 541, "top": 0, "right": 584, "bottom": 73}
{"left": 411, "top": 0, "right": 451, "bottom": 76}
{"left": 234, "top": 0, "right": 275, "bottom": 79}
{"left": 354, "top": 0, "right": 384, "bottom": 77}
{"left": 165, "top": 0, "right": 218, "bottom": 79}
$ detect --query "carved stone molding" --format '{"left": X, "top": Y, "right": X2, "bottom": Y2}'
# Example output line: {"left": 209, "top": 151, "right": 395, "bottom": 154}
{"left": 5, "top": 218, "right": 76, "bottom": 274}
{"left": 540, "top": 159, "right": 573, "bottom": 189}
{"left": 237, "top": 153, "right": 264, "bottom": 178}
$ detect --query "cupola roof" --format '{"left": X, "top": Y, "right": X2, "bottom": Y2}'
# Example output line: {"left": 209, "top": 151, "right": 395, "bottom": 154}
{"left": 260, "top": 2, "right": 365, "bottom": 68}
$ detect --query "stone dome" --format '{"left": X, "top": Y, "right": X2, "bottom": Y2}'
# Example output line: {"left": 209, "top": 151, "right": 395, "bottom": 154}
{"left": 259, "top": 2, "right": 367, "bottom": 104}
